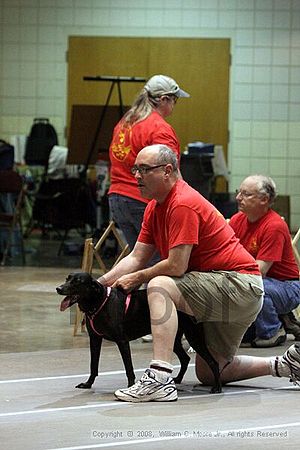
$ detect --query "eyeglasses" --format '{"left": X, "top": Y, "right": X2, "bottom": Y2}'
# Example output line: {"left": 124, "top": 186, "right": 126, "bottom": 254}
{"left": 131, "top": 164, "right": 167, "bottom": 175}
{"left": 235, "top": 189, "right": 258, "bottom": 198}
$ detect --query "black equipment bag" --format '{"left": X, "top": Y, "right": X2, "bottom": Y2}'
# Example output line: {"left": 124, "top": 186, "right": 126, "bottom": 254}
{"left": 0, "top": 140, "right": 14, "bottom": 170}
{"left": 32, "top": 178, "right": 95, "bottom": 231}
{"left": 25, "top": 118, "right": 58, "bottom": 167}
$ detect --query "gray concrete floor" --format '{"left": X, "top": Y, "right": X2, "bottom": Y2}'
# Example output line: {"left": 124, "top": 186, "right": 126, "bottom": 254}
{"left": 0, "top": 262, "right": 300, "bottom": 450}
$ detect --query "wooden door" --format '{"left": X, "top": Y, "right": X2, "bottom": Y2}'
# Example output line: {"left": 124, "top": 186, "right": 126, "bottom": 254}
{"left": 67, "top": 36, "right": 230, "bottom": 189}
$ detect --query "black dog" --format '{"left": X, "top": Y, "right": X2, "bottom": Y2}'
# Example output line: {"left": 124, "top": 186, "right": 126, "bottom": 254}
{"left": 57, "top": 272, "right": 222, "bottom": 393}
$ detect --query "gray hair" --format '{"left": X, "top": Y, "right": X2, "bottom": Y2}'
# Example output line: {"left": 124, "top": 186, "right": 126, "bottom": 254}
{"left": 250, "top": 174, "right": 277, "bottom": 205}
{"left": 155, "top": 145, "right": 179, "bottom": 172}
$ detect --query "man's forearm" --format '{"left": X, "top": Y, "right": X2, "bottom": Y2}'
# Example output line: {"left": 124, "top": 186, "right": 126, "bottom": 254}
{"left": 109, "top": 257, "right": 185, "bottom": 292}
{"left": 98, "top": 254, "right": 142, "bottom": 286}
{"left": 132, "top": 244, "right": 190, "bottom": 286}
{"left": 101, "top": 244, "right": 190, "bottom": 291}
{"left": 135, "top": 257, "right": 185, "bottom": 285}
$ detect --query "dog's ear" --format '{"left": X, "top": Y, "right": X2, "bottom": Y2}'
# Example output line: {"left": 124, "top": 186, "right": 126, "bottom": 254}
{"left": 78, "top": 272, "right": 93, "bottom": 284}
{"left": 72, "top": 272, "right": 90, "bottom": 285}
{"left": 91, "top": 278, "right": 106, "bottom": 297}
{"left": 66, "top": 272, "right": 75, "bottom": 281}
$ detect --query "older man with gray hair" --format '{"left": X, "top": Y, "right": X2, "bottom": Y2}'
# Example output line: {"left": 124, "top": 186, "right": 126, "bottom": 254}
{"left": 230, "top": 174, "right": 300, "bottom": 348}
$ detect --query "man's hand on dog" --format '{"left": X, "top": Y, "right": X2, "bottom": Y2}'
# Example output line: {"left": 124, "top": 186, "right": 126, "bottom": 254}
{"left": 112, "top": 272, "right": 144, "bottom": 292}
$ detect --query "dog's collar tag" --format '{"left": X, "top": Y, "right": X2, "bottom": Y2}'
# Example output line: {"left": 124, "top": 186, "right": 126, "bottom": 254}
{"left": 125, "top": 294, "right": 131, "bottom": 314}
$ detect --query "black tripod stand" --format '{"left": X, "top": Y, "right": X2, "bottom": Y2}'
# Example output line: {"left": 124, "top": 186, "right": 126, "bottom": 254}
{"left": 82, "top": 75, "right": 146, "bottom": 174}
{"left": 82, "top": 75, "right": 146, "bottom": 231}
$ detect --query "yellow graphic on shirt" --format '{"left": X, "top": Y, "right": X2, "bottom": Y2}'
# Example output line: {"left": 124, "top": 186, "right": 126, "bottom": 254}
{"left": 249, "top": 237, "right": 258, "bottom": 255}
{"left": 111, "top": 127, "right": 132, "bottom": 161}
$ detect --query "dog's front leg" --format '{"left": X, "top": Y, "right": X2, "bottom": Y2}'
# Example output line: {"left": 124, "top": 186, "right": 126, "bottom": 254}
{"left": 76, "top": 332, "right": 102, "bottom": 389}
{"left": 116, "top": 341, "right": 135, "bottom": 387}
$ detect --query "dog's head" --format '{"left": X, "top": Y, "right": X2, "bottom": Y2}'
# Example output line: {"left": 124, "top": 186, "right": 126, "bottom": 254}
{"left": 57, "top": 272, "right": 106, "bottom": 313}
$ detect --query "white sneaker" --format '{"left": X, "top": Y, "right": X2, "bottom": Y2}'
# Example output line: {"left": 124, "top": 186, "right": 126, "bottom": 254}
{"left": 281, "top": 343, "right": 300, "bottom": 385}
{"left": 114, "top": 369, "right": 178, "bottom": 402}
{"left": 275, "top": 342, "right": 300, "bottom": 386}
{"left": 141, "top": 334, "right": 153, "bottom": 343}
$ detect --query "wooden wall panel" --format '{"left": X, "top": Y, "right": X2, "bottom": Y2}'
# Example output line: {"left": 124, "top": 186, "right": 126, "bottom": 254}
{"left": 67, "top": 36, "right": 230, "bottom": 189}
{"left": 67, "top": 37, "right": 149, "bottom": 119}
{"left": 147, "top": 38, "right": 230, "bottom": 152}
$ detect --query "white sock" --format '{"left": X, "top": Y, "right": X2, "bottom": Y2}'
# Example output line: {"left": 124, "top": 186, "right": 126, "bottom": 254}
{"left": 149, "top": 360, "right": 173, "bottom": 382}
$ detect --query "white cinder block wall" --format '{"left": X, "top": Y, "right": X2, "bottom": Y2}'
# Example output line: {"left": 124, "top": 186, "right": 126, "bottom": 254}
{"left": 0, "top": 0, "right": 299, "bottom": 230}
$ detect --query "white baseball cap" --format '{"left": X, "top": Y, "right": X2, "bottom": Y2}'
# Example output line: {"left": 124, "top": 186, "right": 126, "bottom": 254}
{"left": 145, "top": 74, "right": 190, "bottom": 98}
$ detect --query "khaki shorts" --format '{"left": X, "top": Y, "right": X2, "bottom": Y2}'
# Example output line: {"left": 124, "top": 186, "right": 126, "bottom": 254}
{"left": 174, "top": 271, "right": 264, "bottom": 360}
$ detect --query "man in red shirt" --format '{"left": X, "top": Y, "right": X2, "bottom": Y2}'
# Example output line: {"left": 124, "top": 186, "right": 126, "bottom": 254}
{"left": 100, "top": 145, "right": 300, "bottom": 402}
{"left": 230, "top": 175, "right": 300, "bottom": 347}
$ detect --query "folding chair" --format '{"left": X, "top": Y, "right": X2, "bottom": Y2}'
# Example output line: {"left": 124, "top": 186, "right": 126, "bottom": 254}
{"left": 0, "top": 170, "right": 27, "bottom": 265}
{"left": 30, "top": 177, "right": 94, "bottom": 255}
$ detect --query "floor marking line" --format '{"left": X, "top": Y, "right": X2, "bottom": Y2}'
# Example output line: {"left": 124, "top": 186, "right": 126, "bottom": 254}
{"left": 47, "top": 436, "right": 183, "bottom": 450}
{"left": 0, "top": 365, "right": 189, "bottom": 384}
{"left": 0, "top": 387, "right": 297, "bottom": 419}
{"left": 0, "top": 392, "right": 224, "bottom": 419}
{"left": 0, "top": 374, "right": 90, "bottom": 384}
{"left": 0, "top": 402, "right": 127, "bottom": 418}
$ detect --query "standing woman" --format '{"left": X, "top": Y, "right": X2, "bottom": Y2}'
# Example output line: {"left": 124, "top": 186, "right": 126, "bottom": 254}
{"left": 108, "top": 74, "right": 190, "bottom": 250}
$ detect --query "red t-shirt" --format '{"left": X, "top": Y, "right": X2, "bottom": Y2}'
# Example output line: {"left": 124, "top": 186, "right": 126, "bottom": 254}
{"left": 230, "top": 210, "right": 299, "bottom": 280}
{"left": 108, "top": 111, "right": 180, "bottom": 203}
{"left": 138, "top": 180, "right": 260, "bottom": 274}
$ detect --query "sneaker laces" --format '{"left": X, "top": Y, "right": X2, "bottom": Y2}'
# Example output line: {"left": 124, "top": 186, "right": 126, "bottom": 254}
{"left": 126, "top": 370, "right": 163, "bottom": 393}
{"left": 128, "top": 372, "right": 151, "bottom": 393}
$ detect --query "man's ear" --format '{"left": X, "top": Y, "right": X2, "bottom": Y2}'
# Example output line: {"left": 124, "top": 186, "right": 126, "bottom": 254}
{"left": 260, "top": 194, "right": 270, "bottom": 206}
{"left": 164, "top": 163, "right": 173, "bottom": 176}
